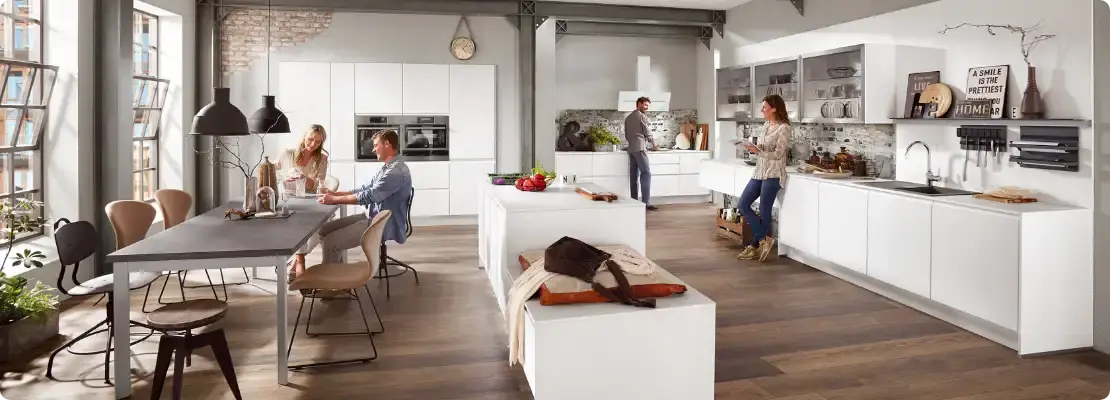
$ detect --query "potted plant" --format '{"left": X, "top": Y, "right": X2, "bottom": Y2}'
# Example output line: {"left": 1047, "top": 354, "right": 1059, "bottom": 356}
{"left": 587, "top": 125, "right": 622, "bottom": 152}
{"left": 0, "top": 197, "right": 57, "bottom": 362}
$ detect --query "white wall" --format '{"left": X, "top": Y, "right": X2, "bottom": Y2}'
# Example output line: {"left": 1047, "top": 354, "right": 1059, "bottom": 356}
{"left": 224, "top": 12, "right": 519, "bottom": 199}
{"left": 721, "top": 0, "right": 939, "bottom": 48}
{"left": 713, "top": 0, "right": 1093, "bottom": 208}
{"left": 554, "top": 35, "right": 698, "bottom": 111}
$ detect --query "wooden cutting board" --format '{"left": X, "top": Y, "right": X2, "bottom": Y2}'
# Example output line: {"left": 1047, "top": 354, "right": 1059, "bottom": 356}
{"left": 576, "top": 187, "right": 618, "bottom": 202}
{"left": 973, "top": 193, "right": 1038, "bottom": 203}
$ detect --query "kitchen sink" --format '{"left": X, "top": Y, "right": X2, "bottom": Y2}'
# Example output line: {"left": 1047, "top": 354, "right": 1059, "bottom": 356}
{"left": 854, "top": 180, "right": 979, "bottom": 197}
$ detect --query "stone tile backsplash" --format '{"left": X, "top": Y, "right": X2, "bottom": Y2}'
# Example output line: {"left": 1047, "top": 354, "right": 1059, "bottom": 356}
{"left": 736, "top": 122, "right": 896, "bottom": 178}
{"left": 556, "top": 109, "right": 699, "bottom": 149}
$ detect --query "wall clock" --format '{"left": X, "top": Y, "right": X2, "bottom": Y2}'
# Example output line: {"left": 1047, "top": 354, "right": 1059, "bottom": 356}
{"left": 450, "top": 16, "right": 476, "bottom": 60}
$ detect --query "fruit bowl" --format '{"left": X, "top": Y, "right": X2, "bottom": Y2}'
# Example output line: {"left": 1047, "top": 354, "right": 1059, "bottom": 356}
{"left": 513, "top": 174, "right": 555, "bottom": 192}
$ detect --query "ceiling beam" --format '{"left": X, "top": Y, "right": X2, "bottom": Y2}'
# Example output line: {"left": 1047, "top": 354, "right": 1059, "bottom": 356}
{"left": 555, "top": 20, "right": 701, "bottom": 39}
{"left": 217, "top": 0, "right": 722, "bottom": 26}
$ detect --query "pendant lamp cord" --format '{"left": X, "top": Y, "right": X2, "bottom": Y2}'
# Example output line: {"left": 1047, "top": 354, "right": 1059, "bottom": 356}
{"left": 266, "top": 0, "right": 271, "bottom": 96}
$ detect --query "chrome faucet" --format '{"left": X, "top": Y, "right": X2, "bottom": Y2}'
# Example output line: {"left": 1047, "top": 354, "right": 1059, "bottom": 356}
{"left": 905, "top": 141, "right": 941, "bottom": 187}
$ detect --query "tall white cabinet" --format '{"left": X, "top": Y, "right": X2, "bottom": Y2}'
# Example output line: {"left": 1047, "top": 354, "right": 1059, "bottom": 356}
{"left": 279, "top": 61, "right": 498, "bottom": 218}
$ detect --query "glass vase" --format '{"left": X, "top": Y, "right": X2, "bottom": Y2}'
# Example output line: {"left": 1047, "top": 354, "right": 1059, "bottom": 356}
{"left": 242, "top": 176, "right": 259, "bottom": 212}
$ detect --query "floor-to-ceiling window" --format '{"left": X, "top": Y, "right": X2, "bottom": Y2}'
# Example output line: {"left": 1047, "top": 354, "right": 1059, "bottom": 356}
{"left": 132, "top": 9, "right": 167, "bottom": 202}
{"left": 0, "top": 0, "right": 53, "bottom": 244}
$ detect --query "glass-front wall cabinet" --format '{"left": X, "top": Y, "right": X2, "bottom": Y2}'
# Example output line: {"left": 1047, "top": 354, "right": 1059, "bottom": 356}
{"left": 801, "top": 46, "right": 863, "bottom": 122}
{"left": 716, "top": 66, "right": 752, "bottom": 121}
{"left": 753, "top": 58, "right": 799, "bottom": 122}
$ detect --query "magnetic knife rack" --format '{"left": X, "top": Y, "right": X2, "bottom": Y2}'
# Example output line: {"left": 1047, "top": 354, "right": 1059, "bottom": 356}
{"left": 957, "top": 125, "right": 1007, "bottom": 167}
{"left": 1007, "top": 125, "right": 1080, "bottom": 172}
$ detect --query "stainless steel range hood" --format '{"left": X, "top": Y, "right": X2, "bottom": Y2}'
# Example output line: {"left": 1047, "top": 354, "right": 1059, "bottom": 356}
{"left": 617, "top": 55, "right": 671, "bottom": 112}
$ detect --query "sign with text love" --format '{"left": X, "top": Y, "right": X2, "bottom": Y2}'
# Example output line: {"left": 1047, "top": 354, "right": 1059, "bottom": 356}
{"left": 965, "top": 65, "right": 1010, "bottom": 119}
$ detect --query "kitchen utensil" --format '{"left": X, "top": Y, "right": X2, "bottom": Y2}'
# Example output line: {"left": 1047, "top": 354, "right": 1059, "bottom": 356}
{"left": 826, "top": 66, "right": 857, "bottom": 79}
{"left": 973, "top": 194, "right": 1038, "bottom": 203}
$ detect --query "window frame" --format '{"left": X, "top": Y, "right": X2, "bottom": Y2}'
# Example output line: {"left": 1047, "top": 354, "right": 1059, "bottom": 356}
{"left": 131, "top": 9, "right": 163, "bottom": 202}
{"left": 0, "top": 0, "right": 50, "bottom": 247}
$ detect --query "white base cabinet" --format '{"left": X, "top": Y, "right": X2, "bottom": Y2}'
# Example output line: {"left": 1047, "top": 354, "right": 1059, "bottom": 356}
{"left": 865, "top": 191, "right": 932, "bottom": 298}
{"left": 930, "top": 202, "right": 1019, "bottom": 331}
{"left": 555, "top": 151, "right": 710, "bottom": 199}
{"left": 698, "top": 159, "right": 1092, "bottom": 355}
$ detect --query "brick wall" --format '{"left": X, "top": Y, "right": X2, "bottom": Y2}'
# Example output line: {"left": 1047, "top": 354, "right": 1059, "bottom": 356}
{"left": 219, "top": 8, "right": 332, "bottom": 74}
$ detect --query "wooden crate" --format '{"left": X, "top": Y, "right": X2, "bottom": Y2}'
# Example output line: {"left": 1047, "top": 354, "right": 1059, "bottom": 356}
{"left": 716, "top": 216, "right": 753, "bottom": 245}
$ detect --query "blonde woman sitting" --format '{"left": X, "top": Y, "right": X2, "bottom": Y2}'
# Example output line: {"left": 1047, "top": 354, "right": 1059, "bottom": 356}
{"left": 279, "top": 124, "right": 330, "bottom": 281}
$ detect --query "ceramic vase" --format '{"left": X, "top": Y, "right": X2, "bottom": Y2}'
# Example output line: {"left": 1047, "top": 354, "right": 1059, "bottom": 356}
{"left": 1020, "top": 65, "right": 1045, "bottom": 119}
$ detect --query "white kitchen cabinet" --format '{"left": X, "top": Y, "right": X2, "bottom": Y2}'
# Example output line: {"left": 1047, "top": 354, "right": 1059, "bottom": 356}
{"left": 449, "top": 160, "right": 495, "bottom": 216}
{"left": 930, "top": 203, "right": 1020, "bottom": 331}
{"left": 698, "top": 161, "right": 734, "bottom": 194}
{"left": 555, "top": 153, "right": 593, "bottom": 179}
{"left": 679, "top": 153, "right": 708, "bottom": 174}
{"left": 592, "top": 154, "right": 627, "bottom": 177}
{"left": 648, "top": 153, "right": 680, "bottom": 166}
{"left": 777, "top": 177, "right": 819, "bottom": 256}
{"left": 412, "top": 189, "right": 450, "bottom": 217}
{"left": 354, "top": 63, "right": 402, "bottom": 115}
{"left": 652, "top": 175, "right": 680, "bottom": 197}
{"left": 865, "top": 191, "right": 932, "bottom": 298}
{"left": 278, "top": 62, "right": 331, "bottom": 150}
{"left": 732, "top": 165, "right": 753, "bottom": 194}
{"left": 408, "top": 161, "right": 450, "bottom": 190}
{"left": 402, "top": 64, "right": 450, "bottom": 115}
{"left": 329, "top": 63, "right": 355, "bottom": 160}
{"left": 448, "top": 65, "right": 496, "bottom": 160}
{"left": 817, "top": 183, "right": 868, "bottom": 274}
{"left": 679, "top": 175, "right": 708, "bottom": 196}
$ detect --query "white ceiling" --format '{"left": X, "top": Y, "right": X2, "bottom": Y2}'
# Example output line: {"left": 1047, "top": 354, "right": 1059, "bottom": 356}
{"left": 542, "top": 0, "right": 752, "bottom": 10}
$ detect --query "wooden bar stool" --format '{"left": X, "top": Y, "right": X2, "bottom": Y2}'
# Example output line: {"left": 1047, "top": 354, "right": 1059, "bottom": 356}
{"left": 145, "top": 299, "right": 242, "bottom": 400}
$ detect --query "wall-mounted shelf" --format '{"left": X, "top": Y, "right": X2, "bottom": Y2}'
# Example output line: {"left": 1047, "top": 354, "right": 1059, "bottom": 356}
{"left": 890, "top": 117, "right": 1091, "bottom": 128}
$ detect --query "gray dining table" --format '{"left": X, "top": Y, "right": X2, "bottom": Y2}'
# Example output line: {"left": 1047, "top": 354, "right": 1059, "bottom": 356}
{"left": 104, "top": 198, "right": 346, "bottom": 399}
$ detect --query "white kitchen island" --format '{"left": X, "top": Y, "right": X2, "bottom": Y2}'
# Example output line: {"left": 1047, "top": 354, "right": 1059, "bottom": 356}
{"left": 478, "top": 182, "right": 716, "bottom": 400}
{"left": 701, "top": 159, "right": 1093, "bottom": 356}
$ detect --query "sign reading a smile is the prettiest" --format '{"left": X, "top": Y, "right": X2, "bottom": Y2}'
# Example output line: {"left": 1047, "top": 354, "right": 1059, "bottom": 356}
{"left": 965, "top": 65, "right": 1010, "bottom": 119}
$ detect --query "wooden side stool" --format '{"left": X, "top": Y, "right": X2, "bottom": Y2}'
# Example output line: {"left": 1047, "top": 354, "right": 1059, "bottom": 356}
{"left": 145, "top": 299, "right": 242, "bottom": 400}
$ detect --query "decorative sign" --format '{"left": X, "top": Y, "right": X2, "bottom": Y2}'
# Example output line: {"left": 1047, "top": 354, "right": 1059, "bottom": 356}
{"left": 904, "top": 71, "right": 940, "bottom": 118}
{"left": 965, "top": 65, "right": 1009, "bottom": 119}
{"left": 951, "top": 99, "right": 994, "bottom": 119}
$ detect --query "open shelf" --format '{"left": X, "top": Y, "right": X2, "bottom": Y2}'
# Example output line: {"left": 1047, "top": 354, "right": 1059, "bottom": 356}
{"left": 890, "top": 117, "right": 1091, "bottom": 128}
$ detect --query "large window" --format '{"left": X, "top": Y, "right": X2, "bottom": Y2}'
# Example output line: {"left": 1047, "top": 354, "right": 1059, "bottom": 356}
{"left": 0, "top": 0, "right": 52, "bottom": 245}
{"left": 132, "top": 10, "right": 166, "bottom": 201}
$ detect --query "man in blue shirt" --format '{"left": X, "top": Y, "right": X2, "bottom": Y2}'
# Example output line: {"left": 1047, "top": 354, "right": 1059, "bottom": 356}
{"left": 310, "top": 130, "right": 413, "bottom": 269}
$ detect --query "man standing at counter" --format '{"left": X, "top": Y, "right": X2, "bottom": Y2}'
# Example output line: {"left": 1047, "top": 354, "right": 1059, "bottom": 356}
{"left": 625, "top": 96, "right": 658, "bottom": 211}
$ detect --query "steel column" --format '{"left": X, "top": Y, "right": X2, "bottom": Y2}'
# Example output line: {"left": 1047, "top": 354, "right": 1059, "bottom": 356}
{"left": 95, "top": 0, "right": 135, "bottom": 276}
{"left": 515, "top": 1, "right": 540, "bottom": 170}
{"left": 194, "top": 1, "right": 221, "bottom": 213}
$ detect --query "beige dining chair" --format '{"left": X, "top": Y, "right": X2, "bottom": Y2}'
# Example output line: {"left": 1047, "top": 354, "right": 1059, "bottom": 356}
{"left": 105, "top": 200, "right": 169, "bottom": 313}
{"left": 286, "top": 210, "right": 389, "bottom": 370}
{"left": 154, "top": 189, "right": 249, "bottom": 301}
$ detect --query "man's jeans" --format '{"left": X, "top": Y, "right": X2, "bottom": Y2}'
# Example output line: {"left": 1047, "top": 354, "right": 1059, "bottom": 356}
{"left": 628, "top": 150, "right": 651, "bottom": 205}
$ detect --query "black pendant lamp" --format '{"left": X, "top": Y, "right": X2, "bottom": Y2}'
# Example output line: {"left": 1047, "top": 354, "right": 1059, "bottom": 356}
{"left": 190, "top": 87, "right": 250, "bottom": 136}
{"left": 247, "top": 0, "right": 290, "bottom": 134}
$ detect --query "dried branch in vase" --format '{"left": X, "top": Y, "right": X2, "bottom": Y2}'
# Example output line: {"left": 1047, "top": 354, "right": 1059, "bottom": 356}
{"left": 938, "top": 20, "right": 1056, "bottom": 67}
{"left": 192, "top": 132, "right": 268, "bottom": 180}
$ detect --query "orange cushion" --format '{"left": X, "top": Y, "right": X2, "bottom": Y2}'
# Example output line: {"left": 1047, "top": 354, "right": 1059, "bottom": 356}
{"left": 518, "top": 246, "right": 687, "bottom": 306}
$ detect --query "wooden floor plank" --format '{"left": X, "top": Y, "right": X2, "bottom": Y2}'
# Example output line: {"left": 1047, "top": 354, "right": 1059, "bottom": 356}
{"left": 2, "top": 203, "right": 1110, "bottom": 400}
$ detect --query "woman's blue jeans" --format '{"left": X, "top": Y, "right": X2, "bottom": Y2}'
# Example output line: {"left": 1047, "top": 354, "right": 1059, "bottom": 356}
{"left": 737, "top": 178, "right": 781, "bottom": 246}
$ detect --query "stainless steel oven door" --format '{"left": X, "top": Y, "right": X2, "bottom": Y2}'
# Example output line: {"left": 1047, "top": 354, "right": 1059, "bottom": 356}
{"left": 401, "top": 124, "right": 449, "bottom": 161}
{"left": 355, "top": 124, "right": 400, "bottom": 161}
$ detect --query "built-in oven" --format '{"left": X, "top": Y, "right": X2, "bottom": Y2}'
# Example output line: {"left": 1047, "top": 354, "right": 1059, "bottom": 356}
{"left": 355, "top": 116, "right": 402, "bottom": 161}
{"left": 400, "top": 116, "right": 449, "bottom": 162}
{"left": 354, "top": 115, "right": 449, "bottom": 162}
